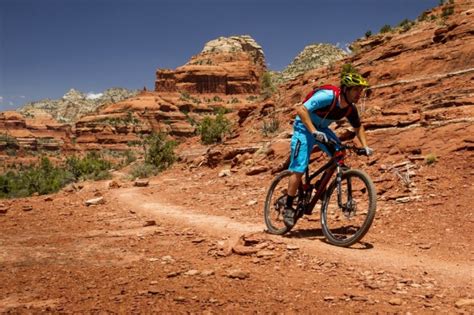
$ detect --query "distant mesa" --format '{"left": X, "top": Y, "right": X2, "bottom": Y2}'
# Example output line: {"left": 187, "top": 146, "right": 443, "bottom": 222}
{"left": 18, "top": 87, "right": 139, "bottom": 123}
{"left": 155, "top": 35, "right": 267, "bottom": 95}
{"left": 273, "top": 43, "right": 347, "bottom": 84}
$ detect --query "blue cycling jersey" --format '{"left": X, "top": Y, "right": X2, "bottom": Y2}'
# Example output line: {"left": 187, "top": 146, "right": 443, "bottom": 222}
{"left": 294, "top": 89, "right": 361, "bottom": 133}
{"left": 294, "top": 89, "right": 335, "bottom": 131}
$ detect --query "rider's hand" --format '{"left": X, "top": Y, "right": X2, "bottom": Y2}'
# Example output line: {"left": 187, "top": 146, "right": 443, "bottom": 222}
{"left": 312, "top": 131, "right": 328, "bottom": 143}
{"left": 364, "top": 147, "right": 374, "bottom": 156}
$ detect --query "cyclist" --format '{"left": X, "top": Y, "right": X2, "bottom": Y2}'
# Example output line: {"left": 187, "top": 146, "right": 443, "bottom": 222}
{"left": 283, "top": 72, "right": 373, "bottom": 227}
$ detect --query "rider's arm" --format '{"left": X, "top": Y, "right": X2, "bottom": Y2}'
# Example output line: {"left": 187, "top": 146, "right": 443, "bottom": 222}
{"left": 298, "top": 89, "right": 334, "bottom": 133}
{"left": 347, "top": 105, "right": 369, "bottom": 148}
{"left": 296, "top": 105, "right": 318, "bottom": 134}
{"left": 355, "top": 125, "right": 369, "bottom": 148}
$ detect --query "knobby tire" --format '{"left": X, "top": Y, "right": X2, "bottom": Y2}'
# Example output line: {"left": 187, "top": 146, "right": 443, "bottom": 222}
{"left": 320, "top": 169, "right": 376, "bottom": 247}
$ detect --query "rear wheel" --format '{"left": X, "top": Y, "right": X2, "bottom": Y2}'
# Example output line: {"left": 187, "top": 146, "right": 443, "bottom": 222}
{"left": 320, "top": 169, "right": 376, "bottom": 247}
{"left": 264, "top": 170, "right": 300, "bottom": 235}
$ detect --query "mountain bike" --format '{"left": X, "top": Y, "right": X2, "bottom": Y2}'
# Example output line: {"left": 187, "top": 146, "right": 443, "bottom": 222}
{"left": 264, "top": 142, "right": 376, "bottom": 247}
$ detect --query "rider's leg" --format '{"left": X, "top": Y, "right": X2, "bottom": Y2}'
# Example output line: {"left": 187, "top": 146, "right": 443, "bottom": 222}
{"left": 285, "top": 172, "right": 303, "bottom": 208}
{"left": 284, "top": 131, "right": 313, "bottom": 227}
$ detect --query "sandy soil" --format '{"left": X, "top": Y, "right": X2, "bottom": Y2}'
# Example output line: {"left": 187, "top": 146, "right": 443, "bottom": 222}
{"left": 0, "top": 153, "right": 473, "bottom": 313}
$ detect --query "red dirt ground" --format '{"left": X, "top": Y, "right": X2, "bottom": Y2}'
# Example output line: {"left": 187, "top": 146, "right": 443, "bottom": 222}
{"left": 0, "top": 151, "right": 473, "bottom": 313}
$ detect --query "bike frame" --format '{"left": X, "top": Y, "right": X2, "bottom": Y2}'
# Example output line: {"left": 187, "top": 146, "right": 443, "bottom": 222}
{"left": 301, "top": 149, "right": 350, "bottom": 213}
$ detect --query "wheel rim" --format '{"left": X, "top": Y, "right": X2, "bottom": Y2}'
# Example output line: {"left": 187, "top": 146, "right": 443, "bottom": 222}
{"left": 265, "top": 173, "right": 291, "bottom": 232}
{"left": 322, "top": 173, "right": 372, "bottom": 244}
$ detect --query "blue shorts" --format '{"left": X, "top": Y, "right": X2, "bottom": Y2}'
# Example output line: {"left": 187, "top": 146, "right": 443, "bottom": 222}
{"left": 288, "top": 127, "right": 341, "bottom": 173}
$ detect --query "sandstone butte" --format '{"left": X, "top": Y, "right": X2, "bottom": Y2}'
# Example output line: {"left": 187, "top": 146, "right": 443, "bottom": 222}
{"left": 1, "top": 1, "right": 473, "bottom": 173}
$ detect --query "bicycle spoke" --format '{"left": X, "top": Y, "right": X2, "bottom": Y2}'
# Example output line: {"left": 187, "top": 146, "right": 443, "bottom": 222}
{"left": 264, "top": 171, "right": 293, "bottom": 234}
{"left": 321, "top": 169, "right": 376, "bottom": 246}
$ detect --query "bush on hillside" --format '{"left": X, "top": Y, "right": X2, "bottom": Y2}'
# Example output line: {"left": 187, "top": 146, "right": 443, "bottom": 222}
{"left": 425, "top": 153, "right": 438, "bottom": 165}
{"left": 380, "top": 24, "right": 392, "bottom": 33}
{"left": 262, "top": 116, "right": 280, "bottom": 137}
{"left": 441, "top": 5, "right": 454, "bottom": 17}
{"left": 0, "top": 157, "right": 75, "bottom": 198}
{"left": 129, "top": 162, "right": 159, "bottom": 179}
{"left": 260, "top": 72, "right": 276, "bottom": 100}
{"left": 144, "top": 132, "right": 177, "bottom": 171}
{"left": 418, "top": 11, "right": 429, "bottom": 22}
{"left": 398, "top": 19, "right": 413, "bottom": 32}
{"left": 197, "top": 109, "right": 231, "bottom": 144}
{"left": 66, "top": 151, "right": 112, "bottom": 181}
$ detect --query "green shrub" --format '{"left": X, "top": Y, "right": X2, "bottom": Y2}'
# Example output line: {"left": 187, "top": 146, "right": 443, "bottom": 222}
{"left": 197, "top": 109, "right": 231, "bottom": 144}
{"left": 122, "top": 150, "right": 136, "bottom": 166}
{"left": 100, "top": 111, "right": 139, "bottom": 126}
{"left": 262, "top": 116, "right": 280, "bottom": 137}
{"left": 212, "top": 95, "right": 223, "bottom": 102}
{"left": 0, "top": 157, "right": 74, "bottom": 198}
{"left": 127, "top": 140, "right": 142, "bottom": 147}
{"left": 66, "top": 151, "right": 112, "bottom": 181}
{"left": 418, "top": 11, "right": 429, "bottom": 22}
{"left": 229, "top": 97, "right": 240, "bottom": 104}
{"left": 425, "top": 153, "right": 438, "bottom": 165}
{"left": 0, "top": 134, "right": 18, "bottom": 148}
{"left": 441, "top": 6, "right": 454, "bottom": 17}
{"left": 365, "top": 30, "right": 372, "bottom": 38}
{"left": 260, "top": 72, "right": 276, "bottom": 100}
{"left": 212, "top": 106, "right": 232, "bottom": 114}
{"left": 398, "top": 19, "right": 412, "bottom": 32}
{"left": 246, "top": 95, "right": 258, "bottom": 102}
{"left": 129, "top": 162, "right": 158, "bottom": 179}
{"left": 144, "top": 133, "right": 177, "bottom": 171}
{"left": 180, "top": 91, "right": 190, "bottom": 100}
{"left": 5, "top": 148, "right": 17, "bottom": 157}
{"left": 190, "top": 95, "right": 201, "bottom": 104}
{"left": 380, "top": 24, "right": 392, "bottom": 33}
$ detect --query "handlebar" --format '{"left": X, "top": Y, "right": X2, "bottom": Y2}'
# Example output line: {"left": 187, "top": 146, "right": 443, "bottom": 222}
{"left": 325, "top": 140, "right": 368, "bottom": 156}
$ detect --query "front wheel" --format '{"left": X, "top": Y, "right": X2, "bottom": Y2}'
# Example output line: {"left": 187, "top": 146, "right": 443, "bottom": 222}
{"left": 321, "top": 169, "right": 376, "bottom": 247}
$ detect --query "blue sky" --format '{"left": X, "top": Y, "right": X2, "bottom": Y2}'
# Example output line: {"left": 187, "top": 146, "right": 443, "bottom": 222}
{"left": 0, "top": 0, "right": 439, "bottom": 111}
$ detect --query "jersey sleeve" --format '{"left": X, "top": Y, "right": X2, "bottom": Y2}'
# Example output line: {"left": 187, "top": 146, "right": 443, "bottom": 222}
{"left": 347, "top": 105, "right": 361, "bottom": 128}
{"left": 303, "top": 89, "right": 334, "bottom": 112}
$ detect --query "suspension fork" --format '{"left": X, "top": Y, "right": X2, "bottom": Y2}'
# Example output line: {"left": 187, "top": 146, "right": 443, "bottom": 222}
{"left": 336, "top": 166, "right": 353, "bottom": 210}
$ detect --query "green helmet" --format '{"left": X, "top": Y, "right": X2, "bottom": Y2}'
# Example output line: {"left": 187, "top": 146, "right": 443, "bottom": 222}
{"left": 341, "top": 73, "right": 369, "bottom": 87}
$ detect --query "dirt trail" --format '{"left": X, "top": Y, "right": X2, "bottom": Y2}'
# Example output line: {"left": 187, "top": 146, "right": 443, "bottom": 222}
{"left": 1, "top": 178, "right": 472, "bottom": 313}
{"left": 116, "top": 188, "right": 473, "bottom": 288}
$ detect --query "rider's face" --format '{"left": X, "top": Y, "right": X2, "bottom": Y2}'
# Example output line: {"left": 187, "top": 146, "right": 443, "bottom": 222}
{"left": 348, "top": 86, "right": 365, "bottom": 103}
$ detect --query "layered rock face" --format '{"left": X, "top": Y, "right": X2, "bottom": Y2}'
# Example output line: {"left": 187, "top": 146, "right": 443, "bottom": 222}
{"left": 0, "top": 111, "right": 71, "bottom": 153}
{"left": 18, "top": 88, "right": 139, "bottom": 123}
{"left": 73, "top": 89, "right": 252, "bottom": 151}
{"left": 266, "top": 0, "right": 473, "bottom": 178}
{"left": 155, "top": 35, "right": 266, "bottom": 94}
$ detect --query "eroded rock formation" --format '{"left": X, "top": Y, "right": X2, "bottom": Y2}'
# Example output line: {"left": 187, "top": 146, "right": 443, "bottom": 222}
{"left": 155, "top": 35, "right": 266, "bottom": 94}
{"left": 18, "top": 88, "right": 139, "bottom": 123}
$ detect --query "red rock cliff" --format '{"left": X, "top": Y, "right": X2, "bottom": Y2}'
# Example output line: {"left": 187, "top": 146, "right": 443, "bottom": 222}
{"left": 155, "top": 35, "right": 266, "bottom": 94}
